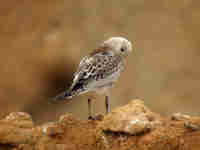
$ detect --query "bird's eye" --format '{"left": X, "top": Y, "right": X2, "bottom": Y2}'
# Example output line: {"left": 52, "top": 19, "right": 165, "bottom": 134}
{"left": 120, "top": 48, "right": 125, "bottom": 52}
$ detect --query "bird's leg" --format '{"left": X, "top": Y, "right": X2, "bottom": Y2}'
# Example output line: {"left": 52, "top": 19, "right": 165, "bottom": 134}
{"left": 105, "top": 95, "right": 109, "bottom": 114}
{"left": 88, "top": 98, "right": 93, "bottom": 119}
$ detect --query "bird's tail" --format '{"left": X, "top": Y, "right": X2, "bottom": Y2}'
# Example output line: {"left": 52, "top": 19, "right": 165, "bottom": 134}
{"left": 52, "top": 90, "right": 73, "bottom": 103}
{"left": 51, "top": 83, "right": 88, "bottom": 103}
{"left": 56, "top": 91, "right": 72, "bottom": 100}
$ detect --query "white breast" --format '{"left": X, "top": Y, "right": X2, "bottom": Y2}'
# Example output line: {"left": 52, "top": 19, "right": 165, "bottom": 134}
{"left": 88, "top": 64, "right": 123, "bottom": 93}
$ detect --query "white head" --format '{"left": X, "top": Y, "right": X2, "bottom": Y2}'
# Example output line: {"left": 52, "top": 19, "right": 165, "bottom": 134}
{"left": 102, "top": 37, "right": 132, "bottom": 57}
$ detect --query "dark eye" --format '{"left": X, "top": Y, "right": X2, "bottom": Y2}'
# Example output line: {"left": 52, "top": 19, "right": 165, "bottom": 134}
{"left": 120, "top": 48, "right": 125, "bottom": 52}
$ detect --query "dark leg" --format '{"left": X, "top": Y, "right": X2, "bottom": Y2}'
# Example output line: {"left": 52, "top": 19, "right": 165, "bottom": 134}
{"left": 105, "top": 96, "right": 109, "bottom": 114}
{"left": 88, "top": 98, "right": 93, "bottom": 119}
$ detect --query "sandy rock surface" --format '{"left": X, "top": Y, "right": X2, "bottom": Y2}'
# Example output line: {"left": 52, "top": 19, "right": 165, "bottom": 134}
{"left": 0, "top": 99, "right": 199, "bottom": 150}
{"left": 100, "top": 99, "right": 161, "bottom": 135}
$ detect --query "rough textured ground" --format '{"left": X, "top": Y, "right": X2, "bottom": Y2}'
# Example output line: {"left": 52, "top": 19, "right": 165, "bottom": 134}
{"left": 0, "top": 99, "right": 199, "bottom": 150}
{"left": 0, "top": 0, "right": 200, "bottom": 123}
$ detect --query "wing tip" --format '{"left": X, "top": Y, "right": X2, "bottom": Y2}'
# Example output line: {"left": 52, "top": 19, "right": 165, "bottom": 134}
{"left": 51, "top": 91, "right": 73, "bottom": 103}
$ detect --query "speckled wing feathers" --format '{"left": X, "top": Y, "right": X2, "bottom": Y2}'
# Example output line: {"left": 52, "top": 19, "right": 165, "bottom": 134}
{"left": 69, "top": 50, "right": 124, "bottom": 96}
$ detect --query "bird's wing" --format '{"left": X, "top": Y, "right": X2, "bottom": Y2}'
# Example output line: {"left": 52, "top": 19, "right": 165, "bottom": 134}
{"left": 69, "top": 51, "right": 123, "bottom": 95}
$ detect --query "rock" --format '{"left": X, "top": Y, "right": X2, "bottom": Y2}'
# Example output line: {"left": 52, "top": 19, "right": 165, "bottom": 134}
{"left": 171, "top": 113, "right": 200, "bottom": 131}
{"left": 100, "top": 99, "right": 160, "bottom": 135}
{"left": 4, "top": 112, "right": 34, "bottom": 128}
{"left": 184, "top": 121, "right": 200, "bottom": 131}
{"left": 171, "top": 113, "right": 191, "bottom": 121}
{"left": 41, "top": 122, "right": 64, "bottom": 136}
{"left": 0, "top": 100, "right": 199, "bottom": 150}
{"left": 58, "top": 113, "right": 74, "bottom": 125}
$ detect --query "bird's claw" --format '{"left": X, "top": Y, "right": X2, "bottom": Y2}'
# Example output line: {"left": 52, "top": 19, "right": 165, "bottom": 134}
{"left": 88, "top": 114, "right": 104, "bottom": 121}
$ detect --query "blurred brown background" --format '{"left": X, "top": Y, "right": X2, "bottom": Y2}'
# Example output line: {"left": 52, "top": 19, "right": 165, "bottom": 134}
{"left": 0, "top": 0, "right": 200, "bottom": 123}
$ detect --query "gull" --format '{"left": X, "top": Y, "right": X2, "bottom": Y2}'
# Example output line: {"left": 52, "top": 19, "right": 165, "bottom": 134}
{"left": 54, "top": 37, "right": 133, "bottom": 119}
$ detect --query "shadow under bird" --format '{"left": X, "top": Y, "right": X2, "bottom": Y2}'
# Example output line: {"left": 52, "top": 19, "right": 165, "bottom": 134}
{"left": 54, "top": 37, "right": 133, "bottom": 119}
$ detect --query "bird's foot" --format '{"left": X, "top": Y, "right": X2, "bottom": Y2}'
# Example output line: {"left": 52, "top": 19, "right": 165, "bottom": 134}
{"left": 88, "top": 116, "right": 95, "bottom": 120}
{"left": 88, "top": 114, "right": 104, "bottom": 121}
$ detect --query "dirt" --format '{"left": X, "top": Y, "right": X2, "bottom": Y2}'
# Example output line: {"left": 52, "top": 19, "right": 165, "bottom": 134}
{"left": 0, "top": 99, "right": 199, "bottom": 150}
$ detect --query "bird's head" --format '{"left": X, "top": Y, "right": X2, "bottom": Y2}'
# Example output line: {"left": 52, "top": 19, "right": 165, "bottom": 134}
{"left": 102, "top": 37, "right": 133, "bottom": 57}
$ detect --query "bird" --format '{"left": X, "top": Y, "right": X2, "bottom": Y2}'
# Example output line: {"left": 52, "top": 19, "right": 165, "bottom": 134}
{"left": 54, "top": 37, "right": 133, "bottom": 119}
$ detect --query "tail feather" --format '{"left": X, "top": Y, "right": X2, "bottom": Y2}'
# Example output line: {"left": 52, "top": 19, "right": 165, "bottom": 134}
{"left": 56, "top": 92, "right": 72, "bottom": 100}
{"left": 54, "top": 90, "right": 72, "bottom": 102}
{"left": 52, "top": 82, "right": 87, "bottom": 103}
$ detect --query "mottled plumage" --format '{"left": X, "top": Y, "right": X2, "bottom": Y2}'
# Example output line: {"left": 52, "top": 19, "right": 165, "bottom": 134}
{"left": 54, "top": 37, "right": 133, "bottom": 118}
